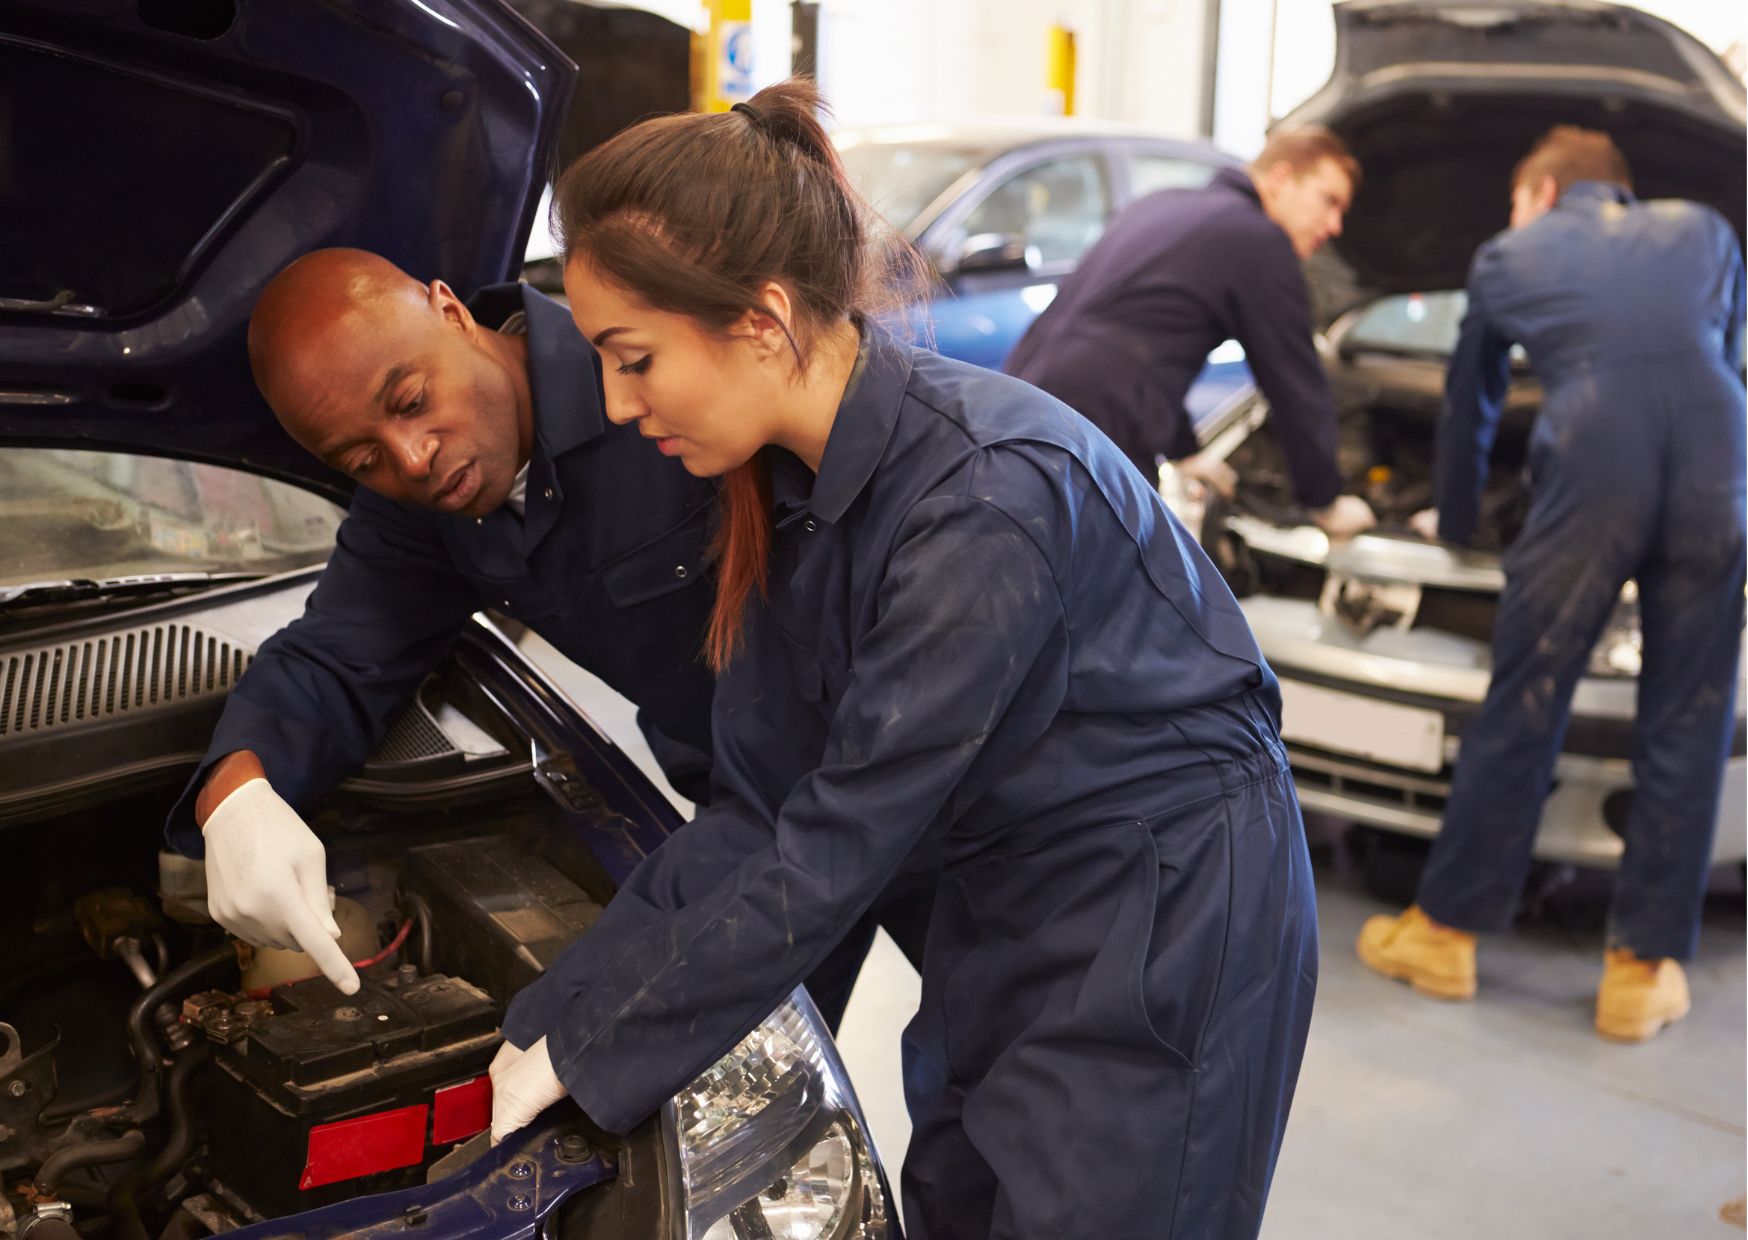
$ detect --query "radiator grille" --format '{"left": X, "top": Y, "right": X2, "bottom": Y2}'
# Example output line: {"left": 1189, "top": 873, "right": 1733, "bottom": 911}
{"left": 0, "top": 623, "right": 249, "bottom": 736}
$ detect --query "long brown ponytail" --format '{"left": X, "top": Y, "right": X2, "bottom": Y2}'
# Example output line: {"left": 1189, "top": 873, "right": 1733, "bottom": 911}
{"left": 551, "top": 78, "right": 925, "bottom": 672}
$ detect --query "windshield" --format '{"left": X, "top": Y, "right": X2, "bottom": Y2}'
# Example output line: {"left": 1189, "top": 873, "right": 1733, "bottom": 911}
{"left": 1343, "top": 291, "right": 1472, "bottom": 355}
{"left": 0, "top": 449, "right": 344, "bottom": 587}
{"left": 839, "top": 142, "right": 982, "bottom": 233}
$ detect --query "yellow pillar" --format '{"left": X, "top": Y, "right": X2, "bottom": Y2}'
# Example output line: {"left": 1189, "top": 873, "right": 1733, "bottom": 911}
{"left": 697, "top": 0, "right": 755, "bottom": 113}
{"left": 1047, "top": 23, "right": 1077, "bottom": 117}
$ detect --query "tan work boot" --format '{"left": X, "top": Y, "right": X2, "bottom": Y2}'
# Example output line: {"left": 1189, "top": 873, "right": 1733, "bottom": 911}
{"left": 1355, "top": 905, "right": 1477, "bottom": 1000}
{"left": 1595, "top": 948, "right": 1690, "bottom": 1043}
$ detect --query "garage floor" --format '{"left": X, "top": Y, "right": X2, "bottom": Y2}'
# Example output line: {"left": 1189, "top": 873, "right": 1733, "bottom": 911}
{"left": 523, "top": 635, "right": 1747, "bottom": 1238}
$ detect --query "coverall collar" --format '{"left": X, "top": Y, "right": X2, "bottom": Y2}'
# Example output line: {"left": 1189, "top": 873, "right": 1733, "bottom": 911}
{"left": 1558, "top": 180, "right": 1636, "bottom": 211}
{"left": 771, "top": 321, "right": 911, "bottom": 526}
{"left": 466, "top": 282, "right": 606, "bottom": 461}
{"left": 1213, "top": 165, "right": 1262, "bottom": 206}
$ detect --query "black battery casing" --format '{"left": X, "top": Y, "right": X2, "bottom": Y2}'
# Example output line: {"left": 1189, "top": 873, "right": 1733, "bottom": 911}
{"left": 204, "top": 970, "right": 498, "bottom": 1219}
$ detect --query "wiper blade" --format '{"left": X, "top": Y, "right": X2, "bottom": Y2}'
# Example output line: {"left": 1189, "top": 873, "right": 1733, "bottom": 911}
{"left": 0, "top": 572, "right": 266, "bottom": 610}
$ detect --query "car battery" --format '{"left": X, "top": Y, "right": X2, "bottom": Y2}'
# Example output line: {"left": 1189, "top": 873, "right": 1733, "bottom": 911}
{"left": 202, "top": 969, "right": 499, "bottom": 1220}
{"left": 403, "top": 835, "right": 604, "bottom": 1006}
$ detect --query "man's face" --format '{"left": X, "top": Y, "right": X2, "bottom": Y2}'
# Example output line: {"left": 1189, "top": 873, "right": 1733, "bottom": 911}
{"left": 1260, "top": 157, "right": 1354, "bottom": 259}
{"left": 267, "top": 284, "right": 528, "bottom": 517}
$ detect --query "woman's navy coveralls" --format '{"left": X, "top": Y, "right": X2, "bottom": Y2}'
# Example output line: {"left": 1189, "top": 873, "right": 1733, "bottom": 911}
{"left": 505, "top": 327, "right": 1319, "bottom": 1238}
{"left": 1420, "top": 182, "right": 1746, "bottom": 960}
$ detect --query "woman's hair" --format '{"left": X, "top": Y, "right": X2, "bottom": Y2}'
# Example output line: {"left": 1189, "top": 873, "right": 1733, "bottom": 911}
{"left": 551, "top": 78, "right": 922, "bottom": 672}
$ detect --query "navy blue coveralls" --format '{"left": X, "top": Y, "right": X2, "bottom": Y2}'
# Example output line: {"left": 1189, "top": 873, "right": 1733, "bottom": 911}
{"left": 505, "top": 326, "right": 1319, "bottom": 1238}
{"left": 1005, "top": 167, "right": 1343, "bottom": 508}
{"left": 165, "top": 283, "right": 924, "bottom": 1028}
{"left": 1418, "top": 183, "right": 1746, "bottom": 960}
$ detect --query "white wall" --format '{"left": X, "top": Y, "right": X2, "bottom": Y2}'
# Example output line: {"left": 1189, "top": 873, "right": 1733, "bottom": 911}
{"left": 809, "top": 0, "right": 1214, "bottom": 136}
{"left": 613, "top": 0, "right": 1745, "bottom": 143}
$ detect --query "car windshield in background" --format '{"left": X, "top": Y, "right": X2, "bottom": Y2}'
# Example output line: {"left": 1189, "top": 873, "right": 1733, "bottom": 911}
{"left": 839, "top": 142, "right": 981, "bottom": 232}
{"left": 1343, "top": 291, "right": 1470, "bottom": 355}
{"left": 0, "top": 449, "right": 344, "bottom": 587}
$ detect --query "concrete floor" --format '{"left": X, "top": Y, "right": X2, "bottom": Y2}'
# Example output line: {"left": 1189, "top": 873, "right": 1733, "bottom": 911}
{"left": 522, "top": 634, "right": 1747, "bottom": 1237}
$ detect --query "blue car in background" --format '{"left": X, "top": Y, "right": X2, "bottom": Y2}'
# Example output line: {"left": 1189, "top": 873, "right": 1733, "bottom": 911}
{"left": 0, "top": 2, "right": 893, "bottom": 1237}
{"left": 836, "top": 122, "right": 1254, "bottom": 424}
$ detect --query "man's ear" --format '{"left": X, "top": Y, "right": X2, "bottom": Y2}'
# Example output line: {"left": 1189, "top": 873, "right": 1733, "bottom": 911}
{"left": 429, "top": 279, "right": 478, "bottom": 338}
{"left": 1535, "top": 174, "right": 1560, "bottom": 213}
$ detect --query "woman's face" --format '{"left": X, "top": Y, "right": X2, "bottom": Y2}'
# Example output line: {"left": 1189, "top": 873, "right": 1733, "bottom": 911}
{"left": 564, "top": 258, "right": 789, "bottom": 478}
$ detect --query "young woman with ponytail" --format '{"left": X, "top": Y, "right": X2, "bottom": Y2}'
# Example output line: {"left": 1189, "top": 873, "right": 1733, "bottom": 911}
{"left": 488, "top": 79, "right": 1318, "bottom": 1238}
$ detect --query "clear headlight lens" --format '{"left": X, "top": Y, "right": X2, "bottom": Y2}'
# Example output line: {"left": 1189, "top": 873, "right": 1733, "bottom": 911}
{"left": 1156, "top": 461, "right": 1205, "bottom": 543}
{"left": 1587, "top": 580, "right": 1643, "bottom": 678}
{"left": 671, "top": 992, "right": 887, "bottom": 1240}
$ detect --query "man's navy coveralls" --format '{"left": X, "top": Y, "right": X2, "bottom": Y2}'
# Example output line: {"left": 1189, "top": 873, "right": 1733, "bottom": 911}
{"left": 1418, "top": 182, "right": 1746, "bottom": 960}
{"left": 162, "top": 284, "right": 719, "bottom": 846}
{"left": 503, "top": 326, "right": 1319, "bottom": 1238}
{"left": 1005, "top": 166, "right": 1343, "bottom": 507}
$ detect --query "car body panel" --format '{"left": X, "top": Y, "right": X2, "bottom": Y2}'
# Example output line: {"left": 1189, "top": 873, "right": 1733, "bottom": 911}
{"left": 0, "top": 0, "right": 575, "bottom": 504}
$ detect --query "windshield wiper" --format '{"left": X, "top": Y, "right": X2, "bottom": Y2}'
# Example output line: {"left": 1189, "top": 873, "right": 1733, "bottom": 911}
{"left": 0, "top": 572, "right": 267, "bottom": 611}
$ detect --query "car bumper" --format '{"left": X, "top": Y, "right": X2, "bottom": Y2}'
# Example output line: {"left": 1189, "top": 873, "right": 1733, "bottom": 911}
{"left": 1242, "top": 595, "right": 1748, "bottom": 868}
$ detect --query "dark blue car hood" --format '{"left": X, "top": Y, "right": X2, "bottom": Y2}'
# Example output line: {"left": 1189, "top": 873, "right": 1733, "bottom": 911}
{"left": 0, "top": 0, "right": 575, "bottom": 503}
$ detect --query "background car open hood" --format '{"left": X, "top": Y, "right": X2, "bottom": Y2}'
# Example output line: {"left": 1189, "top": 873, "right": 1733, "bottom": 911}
{"left": 0, "top": 0, "right": 574, "bottom": 503}
{"left": 1284, "top": 0, "right": 1746, "bottom": 302}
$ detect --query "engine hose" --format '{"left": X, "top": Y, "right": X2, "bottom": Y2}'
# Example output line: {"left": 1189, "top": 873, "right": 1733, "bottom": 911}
{"left": 35, "top": 1129, "right": 148, "bottom": 1197}
{"left": 42, "top": 1079, "right": 137, "bottom": 1123}
{"left": 106, "top": 1044, "right": 210, "bottom": 1240}
{"left": 117, "top": 944, "right": 235, "bottom": 1122}
{"left": 18, "top": 1214, "right": 82, "bottom": 1240}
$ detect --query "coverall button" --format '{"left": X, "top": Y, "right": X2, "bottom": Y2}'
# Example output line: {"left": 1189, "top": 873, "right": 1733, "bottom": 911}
{"left": 543, "top": 487, "right": 554, "bottom": 500}
{"left": 804, "top": 518, "right": 817, "bottom": 532}
{"left": 674, "top": 565, "right": 688, "bottom": 579}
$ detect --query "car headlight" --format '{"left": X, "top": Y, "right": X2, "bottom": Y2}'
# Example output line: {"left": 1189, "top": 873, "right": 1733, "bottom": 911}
{"left": 667, "top": 991, "right": 889, "bottom": 1239}
{"left": 1587, "top": 580, "right": 1643, "bottom": 678}
{"left": 1156, "top": 461, "right": 1205, "bottom": 542}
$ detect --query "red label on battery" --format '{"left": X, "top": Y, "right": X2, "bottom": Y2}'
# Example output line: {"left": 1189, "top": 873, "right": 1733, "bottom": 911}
{"left": 431, "top": 1074, "right": 492, "bottom": 1145}
{"left": 300, "top": 1103, "right": 429, "bottom": 1190}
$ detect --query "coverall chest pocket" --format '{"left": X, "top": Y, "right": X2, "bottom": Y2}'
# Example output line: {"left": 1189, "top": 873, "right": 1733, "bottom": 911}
{"left": 602, "top": 509, "right": 712, "bottom": 609}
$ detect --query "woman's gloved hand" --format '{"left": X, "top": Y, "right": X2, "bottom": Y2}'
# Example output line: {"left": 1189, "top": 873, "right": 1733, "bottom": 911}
{"left": 489, "top": 1036, "right": 567, "bottom": 1145}
{"left": 202, "top": 777, "right": 360, "bottom": 995}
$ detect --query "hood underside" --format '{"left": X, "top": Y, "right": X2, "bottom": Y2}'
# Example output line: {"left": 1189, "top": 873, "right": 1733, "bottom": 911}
{"left": 0, "top": 0, "right": 575, "bottom": 502}
{"left": 1283, "top": 1, "right": 1746, "bottom": 297}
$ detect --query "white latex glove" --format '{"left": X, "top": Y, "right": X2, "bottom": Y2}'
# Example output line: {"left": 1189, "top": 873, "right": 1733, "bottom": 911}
{"left": 1409, "top": 507, "right": 1441, "bottom": 542}
{"left": 202, "top": 778, "right": 359, "bottom": 995}
{"left": 1174, "top": 452, "right": 1238, "bottom": 501}
{"left": 1311, "top": 494, "right": 1377, "bottom": 541}
{"left": 489, "top": 1036, "right": 566, "bottom": 1145}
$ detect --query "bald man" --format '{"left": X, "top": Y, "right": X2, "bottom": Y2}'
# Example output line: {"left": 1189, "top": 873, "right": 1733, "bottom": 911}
{"left": 168, "top": 250, "right": 719, "bottom": 993}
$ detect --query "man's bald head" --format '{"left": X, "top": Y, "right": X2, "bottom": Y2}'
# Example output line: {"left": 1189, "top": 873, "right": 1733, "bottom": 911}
{"left": 248, "top": 248, "right": 533, "bottom": 517}
{"left": 248, "top": 249, "right": 431, "bottom": 414}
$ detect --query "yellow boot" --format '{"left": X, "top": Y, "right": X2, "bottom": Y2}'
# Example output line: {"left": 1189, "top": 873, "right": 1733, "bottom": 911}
{"left": 1355, "top": 905, "right": 1477, "bottom": 1000}
{"left": 1595, "top": 948, "right": 1690, "bottom": 1043}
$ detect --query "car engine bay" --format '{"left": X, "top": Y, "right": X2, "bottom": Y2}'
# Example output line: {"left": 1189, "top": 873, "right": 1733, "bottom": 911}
{"left": 0, "top": 779, "right": 622, "bottom": 1239}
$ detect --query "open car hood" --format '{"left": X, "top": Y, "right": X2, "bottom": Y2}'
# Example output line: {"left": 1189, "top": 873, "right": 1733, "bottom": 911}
{"left": 0, "top": 0, "right": 575, "bottom": 503}
{"left": 1283, "top": 0, "right": 1746, "bottom": 300}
